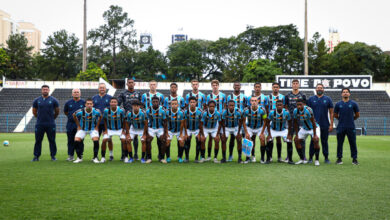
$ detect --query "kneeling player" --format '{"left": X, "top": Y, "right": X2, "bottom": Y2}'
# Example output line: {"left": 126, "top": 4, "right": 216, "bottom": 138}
{"left": 221, "top": 100, "right": 243, "bottom": 163}
{"left": 73, "top": 98, "right": 102, "bottom": 163}
{"left": 146, "top": 96, "right": 168, "bottom": 163}
{"left": 293, "top": 99, "right": 320, "bottom": 165}
{"left": 201, "top": 100, "right": 223, "bottom": 163}
{"left": 101, "top": 97, "right": 128, "bottom": 163}
{"left": 242, "top": 96, "right": 268, "bottom": 163}
{"left": 166, "top": 99, "right": 186, "bottom": 163}
{"left": 126, "top": 100, "right": 148, "bottom": 163}
{"left": 266, "top": 100, "right": 294, "bottom": 164}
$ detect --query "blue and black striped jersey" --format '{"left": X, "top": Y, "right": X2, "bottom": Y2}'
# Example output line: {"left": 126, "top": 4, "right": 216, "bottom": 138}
{"left": 207, "top": 92, "right": 227, "bottom": 113}
{"left": 146, "top": 106, "right": 166, "bottom": 129}
{"left": 268, "top": 94, "right": 286, "bottom": 111}
{"left": 268, "top": 109, "right": 291, "bottom": 131}
{"left": 103, "top": 107, "right": 126, "bottom": 130}
{"left": 248, "top": 94, "right": 269, "bottom": 110}
{"left": 184, "top": 107, "right": 203, "bottom": 131}
{"left": 243, "top": 106, "right": 267, "bottom": 129}
{"left": 185, "top": 91, "right": 206, "bottom": 109}
{"left": 166, "top": 109, "right": 185, "bottom": 133}
{"left": 202, "top": 110, "right": 221, "bottom": 129}
{"left": 141, "top": 92, "right": 164, "bottom": 108}
{"left": 126, "top": 109, "right": 146, "bottom": 130}
{"left": 227, "top": 93, "right": 248, "bottom": 112}
{"left": 222, "top": 108, "right": 242, "bottom": 128}
{"left": 293, "top": 106, "right": 318, "bottom": 130}
{"left": 75, "top": 108, "right": 101, "bottom": 131}
{"left": 163, "top": 95, "right": 186, "bottom": 110}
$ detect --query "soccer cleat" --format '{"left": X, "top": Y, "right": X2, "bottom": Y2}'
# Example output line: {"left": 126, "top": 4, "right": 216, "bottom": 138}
{"left": 160, "top": 159, "right": 167, "bottom": 164}
{"left": 352, "top": 159, "right": 359, "bottom": 165}
{"left": 66, "top": 156, "right": 74, "bottom": 161}
{"left": 238, "top": 158, "right": 243, "bottom": 164}
{"left": 109, "top": 156, "right": 114, "bottom": 161}
{"left": 315, "top": 160, "right": 320, "bottom": 166}
{"left": 205, "top": 157, "right": 212, "bottom": 162}
{"left": 220, "top": 158, "right": 226, "bottom": 163}
{"left": 31, "top": 157, "right": 39, "bottom": 162}
{"left": 269, "top": 158, "right": 273, "bottom": 162}
{"left": 243, "top": 159, "right": 250, "bottom": 164}
{"left": 184, "top": 159, "right": 190, "bottom": 163}
{"left": 324, "top": 159, "right": 331, "bottom": 164}
{"left": 146, "top": 159, "right": 152, "bottom": 164}
{"left": 295, "top": 160, "right": 305, "bottom": 165}
{"left": 307, "top": 159, "right": 313, "bottom": 164}
{"left": 336, "top": 158, "right": 343, "bottom": 165}
{"left": 178, "top": 158, "right": 184, "bottom": 163}
{"left": 51, "top": 156, "right": 57, "bottom": 161}
{"left": 92, "top": 158, "right": 100, "bottom": 164}
{"left": 288, "top": 160, "right": 295, "bottom": 165}
{"left": 260, "top": 160, "right": 265, "bottom": 164}
{"left": 227, "top": 156, "right": 233, "bottom": 162}
{"left": 277, "top": 157, "right": 283, "bottom": 163}
{"left": 283, "top": 157, "right": 289, "bottom": 163}
{"left": 213, "top": 158, "right": 220, "bottom": 163}
{"left": 166, "top": 157, "right": 171, "bottom": 163}
{"left": 134, "top": 154, "right": 139, "bottom": 160}
{"left": 124, "top": 157, "right": 129, "bottom": 163}
{"left": 100, "top": 157, "right": 106, "bottom": 163}
{"left": 251, "top": 156, "right": 256, "bottom": 163}
{"left": 73, "top": 157, "right": 83, "bottom": 163}
{"left": 140, "top": 158, "right": 146, "bottom": 164}
{"left": 199, "top": 158, "right": 205, "bottom": 163}
{"left": 128, "top": 158, "right": 134, "bottom": 163}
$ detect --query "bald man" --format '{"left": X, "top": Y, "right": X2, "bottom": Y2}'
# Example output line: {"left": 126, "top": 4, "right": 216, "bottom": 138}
{"left": 64, "top": 88, "right": 86, "bottom": 161}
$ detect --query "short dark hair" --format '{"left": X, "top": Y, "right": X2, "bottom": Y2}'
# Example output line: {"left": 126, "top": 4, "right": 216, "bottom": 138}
{"left": 276, "top": 100, "right": 283, "bottom": 104}
{"left": 41, "top": 85, "right": 49, "bottom": 89}
{"left": 189, "top": 96, "right": 197, "bottom": 102}
{"left": 292, "top": 79, "right": 299, "bottom": 83}
{"left": 254, "top": 82, "right": 261, "bottom": 86}
{"left": 151, "top": 96, "right": 160, "bottom": 101}
{"left": 316, "top": 83, "right": 324, "bottom": 88}
{"left": 171, "top": 98, "right": 178, "bottom": 103}
{"left": 208, "top": 100, "right": 216, "bottom": 106}
{"left": 341, "top": 88, "right": 350, "bottom": 93}
{"left": 272, "top": 82, "right": 280, "bottom": 87}
{"left": 132, "top": 100, "right": 141, "bottom": 106}
{"left": 170, "top": 82, "right": 178, "bottom": 88}
{"left": 228, "top": 100, "right": 235, "bottom": 105}
{"left": 86, "top": 98, "right": 93, "bottom": 103}
{"left": 110, "top": 97, "right": 118, "bottom": 102}
{"left": 296, "top": 98, "right": 304, "bottom": 103}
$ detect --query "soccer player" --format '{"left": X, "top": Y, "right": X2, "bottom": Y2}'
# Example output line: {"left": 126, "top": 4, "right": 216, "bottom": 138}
{"left": 266, "top": 100, "right": 294, "bottom": 164}
{"left": 92, "top": 83, "right": 114, "bottom": 160}
{"left": 183, "top": 96, "right": 205, "bottom": 163}
{"left": 221, "top": 100, "right": 243, "bottom": 163}
{"left": 141, "top": 80, "right": 164, "bottom": 108}
{"left": 249, "top": 82, "right": 269, "bottom": 112}
{"left": 63, "top": 88, "right": 85, "bottom": 161}
{"left": 334, "top": 88, "right": 360, "bottom": 165}
{"left": 201, "top": 100, "right": 223, "bottom": 163}
{"left": 126, "top": 100, "right": 148, "bottom": 163}
{"left": 118, "top": 78, "right": 142, "bottom": 160}
{"left": 285, "top": 79, "right": 307, "bottom": 162}
{"left": 72, "top": 98, "right": 102, "bottom": 163}
{"left": 166, "top": 99, "right": 186, "bottom": 163}
{"left": 145, "top": 96, "right": 168, "bottom": 163}
{"left": 32, "top": 85, "right": 59, "bottom": 162}
{"left": 242, "top": 96, "right": 268, "bottom": 163}
{"left": 268, "top": 82, "right": 286, "bottom": 162}
{"left": 226, "top": 82, "right": 247, "bottom": 161}
{"left": 307, "top": 83, "right": 334, "bottom": 164}
{"left": 101, "top": 97, "right": 128, "bottom": 163}
{"left": 185, "top": 79, "right": 207, "bottom": 110}
{"left": 293, "top": 99, "right": 320, "bottom": 165}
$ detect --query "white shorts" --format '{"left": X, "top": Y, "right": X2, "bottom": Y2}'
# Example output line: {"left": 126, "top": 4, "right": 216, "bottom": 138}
{"left": 148, "top": 127, "right": 164, "bottom": 138}
{"left": 247, "top": 127, "right": 268, "bottom": 137}
{"left": 298, "top": 127, "right": 321, "bottom": 140}
{"left": 204, "top": 127, "right": 218, "bottom": 139}
{"left": 130, "top": 126, "right": 145, "bottom": 140}
{"left": 75, "top": 130, "right": 99, "bottom": 140}
{"left": 270, "top": 129, "right": 291, "bottom": 142}
{"left": 103, "top": 129, "right": 126, "bottom": 140}
{"left": 168, "top": 131, "right": 183, "bottom": 140}
{"left": 186, "top": 129, "right": 199, "bottom": 136}
{"left": 224, "top": 127, "right": 239, "bottom": 137}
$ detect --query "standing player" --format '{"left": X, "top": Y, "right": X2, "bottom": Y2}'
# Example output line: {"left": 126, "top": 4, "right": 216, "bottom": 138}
{"left": 183, "top": 96, "right": 205, "bottom": 163}
{"left": 63, "top": 88, "right": 85, "bottom": 161}
{"left": 268, "top": 82, "right": 286, "bottom": 162}
{"left": 166, "top": 99, "right": 186, "bottom": 163}
{"left": 73, "top": 98, "right": 102, "bottom": 163}
{"left": 226, "top": 82, "right": 247, "bottom": 161}
{"left": 185, "top": 79, "right": 207, "bottom": 110}
{"left": 126, "top": 101, "right": 148, "bottom": 163}
{"left": 32, "top": 85, "right": 59, "bottom": 161}
{"left": 334, "top": 88, "right": 360, "bottom": 165}
{"left": 201, "top": 100, "right": 223, "bottom": 163}
{"left": 307, "top": 83, "right": 334, "bottom": 164}
{"left": 118, "top": 78, "right": 142, "bottom": 160}
{"left": 293, "top": 99, "right": 320, "bottom": 165}
{"left": 145, "top": 96, "right": 168, "bottom": 163}
{"left": 242, "top": 96, "right": 268, "bottom": 163}
{"left": 101, "top": 98, "right": 128, "bottom": 163}
{"left": 141, "top": 80, "right": 164, "bottom": 108}
{"left": 221, "top": 100, "right": 243, "bottom": 163}
{"left": 285, "top": 79, "right": 307, "bottom": 162}
{"left": 266, "top": 100, "right": 294, "bottom": 164}
{"left": 249, "top": 82, "right": 269, "bottom": 112}
{"left": 92, "top": 83, "right": 114, "bottom": 160}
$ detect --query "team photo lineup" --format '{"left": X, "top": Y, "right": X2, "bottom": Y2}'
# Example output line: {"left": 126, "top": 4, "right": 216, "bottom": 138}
{"left": 32, "top": 78, "right": 359, "bottom": 166}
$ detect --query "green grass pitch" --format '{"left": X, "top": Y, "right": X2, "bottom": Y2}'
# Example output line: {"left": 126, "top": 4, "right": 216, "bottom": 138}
{"left": 0, "top": 133, "right": 389, "bottom": 219}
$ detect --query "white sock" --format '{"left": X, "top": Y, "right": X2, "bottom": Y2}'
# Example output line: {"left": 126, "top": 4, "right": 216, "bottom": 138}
{"left": 109, "top": 151, "right": 113, "bottom": 157}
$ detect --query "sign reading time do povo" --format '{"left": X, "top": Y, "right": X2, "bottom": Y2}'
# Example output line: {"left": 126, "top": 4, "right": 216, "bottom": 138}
{"left": 276, "top": 75, "right": 372, "bottom": 90}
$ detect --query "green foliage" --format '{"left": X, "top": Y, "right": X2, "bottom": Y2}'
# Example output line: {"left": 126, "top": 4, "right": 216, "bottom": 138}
{"left": 0, "top": 48, "right": 11, "bottom": 77}
{"left": 4, "top": 34, "right": 33, "bottom": 79}
{"left": 76, "top": 62, "right": 107, "bottom": 81}
{"left": 242, "top": 58, "right": 282, "bottom": 82}
{"left": 132, "top": 47, "right": 168, "bottom": 81}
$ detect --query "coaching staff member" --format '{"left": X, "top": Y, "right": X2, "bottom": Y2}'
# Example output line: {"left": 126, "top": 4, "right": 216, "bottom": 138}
{"left": 32, "top": 85, "right": 59, "bottom": 161}
{"left": 118, "top": 78, "right": 142, "bottom": 160}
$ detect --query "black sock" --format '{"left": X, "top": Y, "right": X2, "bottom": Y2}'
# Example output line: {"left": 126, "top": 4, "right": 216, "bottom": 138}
{"left": 222, "top": 149, "right": 226, "bottom": 160}
{"left": 179, "top": 147, "right": 184, "bottom": 158}
{"left": 121, "top": 142, "right": 124, "bottom": 158}
{"left": 195, "top": 145, "right": 200, "bottom": 160}
{"left": 142, "top": 152, "right": 146, "bottom": 159}
{"left": 166, "top": 144, "right": 171, "bottom": 158}
{"left": 277, "top": 142, "right": 282, "bottom": 158}
{"left": 93, "top": 141, "right": 99, "bottom": 158}
{"left": 229, "top": 135, "right": 235, "bottom": 157}
{"left": 208, "top": 146, "right": 212, "bottom": 158}
{"left": 75, "top": 141, "right": 82, "bottom": 158}
{"left": 129, "top": 151, "right": 133, "bottom": 158}
{"left": 261, "top": 144, "right": 267, "bottom": 161}
{"left": 214, "top": 148, "right": 219, "bottom": 159}
{"left": 315, "top": 148, "right": 319, "bottom": 160}
{"left": 201, "top": 149, "right": 205, "bottom": 158}
{"left": 157, "top": 139, "right": 162, "bottom": 160}
{"left": 268, "top": 142, "right": 273, "bottom": 159}
{"left": 287, "top": 142, "right": 293, "bottom": 161}
{"left": 101, "top": 150, "right": 106, "bottom": 158}
{"left": 238, "top": 151, "right": 242, "bottom": 161}
{"left": 185, "top": 146, "right": 190, "bottom": 160}
{"left": 297, "top": 148, "right": 304, "bottom": 160}
{"left": 124, "top": 149, "right": 128, "bottom": 158}
{"left": 251, "top": 146, "right": 255, "bottom": 156}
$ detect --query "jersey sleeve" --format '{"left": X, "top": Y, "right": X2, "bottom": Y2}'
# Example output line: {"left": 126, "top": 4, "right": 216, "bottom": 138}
{"left": 163, "top": 98, "right": 168, "bottom": 109}
{"left": 160, "top": 94, "right": 165, "bottom": 106}
{"left": 353, "top": 102, "right": 359, "bottom": 113}
{"left": 307, "top": 107, "right": 314, "bottom": 118}
{"left": 293, "top": 109, "right": 298, "bottom": 119}
{"left": 268, "top": 110, "right": 273, "bottom": 120}
{"left": 141, "top": 94, "right": 146, "bottom": 106}
{"left": 180, "top": 97, "right": 186, "bottom": 109}
{"left": 334, "top": 103, "right": 340, "bottom": 114}
{"left": 306, "top": 97, "right": 312, "bottom": 108}
{"left": 33, "top": 98, "right": 38, "bottom": 108}
{"left": 286, "top": 111, "right": 292, "bottom": 121}
{"left": 328, "top": 97, "right": 334, "bottom": 109}
{"left": 63, "top": 101, "right": 69, "bottom": 113}
{"left": 53, "top": 98, "right": 59, "bottom": 108}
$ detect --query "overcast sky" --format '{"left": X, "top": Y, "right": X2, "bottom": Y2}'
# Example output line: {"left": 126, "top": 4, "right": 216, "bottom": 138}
{"left": 2, "top": 0, "right": 390, "bottom": 52}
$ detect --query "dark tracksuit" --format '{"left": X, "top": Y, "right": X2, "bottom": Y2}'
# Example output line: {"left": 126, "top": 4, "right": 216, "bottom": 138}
{"left": 64, "top": 99, "right": 85, "bottom": 157}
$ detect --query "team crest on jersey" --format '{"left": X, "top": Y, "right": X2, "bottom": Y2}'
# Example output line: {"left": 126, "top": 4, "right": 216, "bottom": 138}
{"left": 70, "top": 105, "right": 72, "bottom": 107}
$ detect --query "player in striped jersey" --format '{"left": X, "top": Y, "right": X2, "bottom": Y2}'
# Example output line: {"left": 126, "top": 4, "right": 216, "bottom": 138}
{"left": 201, "top": 100, "right": 223, "bottom": 163}
{"left": 293, "top": 99, "right": 320, "bottom": 165}
{"left": 101, "top": 98, "right": 128, "bottom": 163}
{"left": 185, "top": 79, "right": 207, "bottom": 110}
{"left": 221, "top": 100, "right": 243, "bottom": 163}
{"left": 248, "top": 82, "right": 269, "bottom": 112}
{"left": 126, "top": 100, "right": 148, "bottom": 163}
{"left": 73, "top": 98, "right": 102, "bottom": 163}
{"left": 268, "top": 82, "right": 286, "bottom": 162}
{"left": 141, "top": 80, "right": 164, "bottom": 108}
{"left": 226, "top": 82, "right": 247, "bottom": 161}
{"left": 242, "top": 96, "right": 268, "bottom": 163}
{"left": 165, "top": 99, "right": 186, "bottom": 163}
{"left": 145, "top": 96, "right": 168, "bottom": 163}
{"left": 183, "top": 96, "right": 205, "bottom": 163}
{"left": 266, "top": 100, "right": 294, "bottom": 164}
{"left": 163, "top": 83, "right": 185, "bottom": 110}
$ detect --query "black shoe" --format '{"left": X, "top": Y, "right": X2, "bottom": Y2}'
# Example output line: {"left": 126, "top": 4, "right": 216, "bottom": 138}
{"left": 134, "top": 154, "right": 139, "bottom": 160}
{"left": 238, "top": 158, "right": 243, "bottom": 164}
{"left": 120, "top": 155, "right": 124, "bottom": 161}
{"left": 264, "top": 160, "right": 271, "bottom": 164}
{"left": 51, "top": 156, "right": 57, "bottom": 161}
{"left": 352, "top": 159, "right": 359, "bottom": 165}
{"left": 307, "top": 159, "right": 313, "bottom": 164}
{"left": 336, "top": 158, "right": 343, "bottom": 165}
{"left": 220, "top": 158, "right": 226, "bottom": 163}
{"left": 31, "top": 157, "right": 39, "bottom": 162}
{"left": 109, "top": 156, "right": 114, "bottom": 161}
{"left": 288, "top": 160, "right": 295, "bottom": 165}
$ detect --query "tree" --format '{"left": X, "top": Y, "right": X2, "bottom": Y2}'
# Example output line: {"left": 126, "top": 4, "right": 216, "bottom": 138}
{"left": 308, "top": 32, "right": 330, "bottom": 75}
{"left": 242, "top": 58, "right": 282, "bottom": 82}
{"left": 0, "top": 48, "right": 11, "bottom": 77}
{"left": 76, "top": 62, "right": 107, "bottom": 81}
{"left": 88, "top": 5, "right": 137, "bottom": 78}
{"left": 132, "top": 47, "right": 168, "bottom": 81}
{"left": 5, "top": 34, "right": 33, "bottom": 79}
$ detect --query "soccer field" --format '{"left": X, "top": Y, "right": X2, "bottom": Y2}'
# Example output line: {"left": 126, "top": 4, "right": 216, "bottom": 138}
{"left": 0, "top": 133, "right": 389, "bottom": 219}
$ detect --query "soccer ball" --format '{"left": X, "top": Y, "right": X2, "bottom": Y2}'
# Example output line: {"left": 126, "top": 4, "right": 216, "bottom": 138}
{"left": 3, "top": 140, "right": 9, "bottom": 146}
